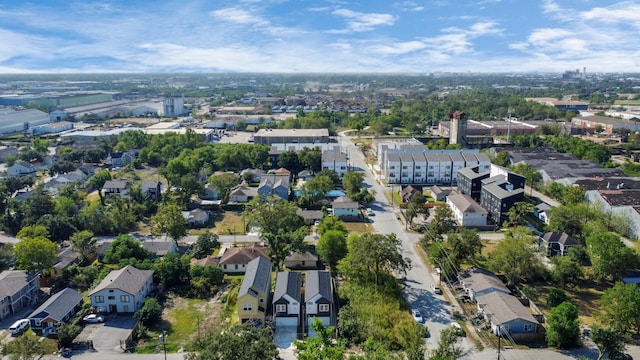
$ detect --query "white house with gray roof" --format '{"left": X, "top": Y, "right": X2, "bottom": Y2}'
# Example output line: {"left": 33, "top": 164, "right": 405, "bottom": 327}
{"left": 28, "top": 288, "right": 83, "bottom": 335}
{"left": 446, "top": 192, "right": 488, "bottom": 227}
{"left": 89, "top": 265, "right": 153, "bottom": 313}
{"left": 273, "top": 272, "right": 302, "bottom": 327}
{"left": 305, "top": 270, "right": 334, "bottom": 334}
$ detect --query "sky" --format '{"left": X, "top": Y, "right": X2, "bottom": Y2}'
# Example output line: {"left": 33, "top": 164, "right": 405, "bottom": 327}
{"left": 0, "top": 0, "right": 639, "bottom": 74}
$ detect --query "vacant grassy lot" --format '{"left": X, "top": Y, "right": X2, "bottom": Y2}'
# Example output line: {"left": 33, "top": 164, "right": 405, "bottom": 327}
{"left": 523, "top": 280, "right": 605, "bottom": 326}
{"left": 344, "top": 221, "right": 373, "bottom": 234}
{"left": 614, "top": 100, "right": 640, "bottom": 105}
{"left": 210, "top": 211, "right": 247, "bottom": 235}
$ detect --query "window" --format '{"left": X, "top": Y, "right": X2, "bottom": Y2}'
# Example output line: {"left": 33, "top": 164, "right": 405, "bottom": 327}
{"left": 416, "top": 166, "right": 421, "bottom": 169}
{"left": 95, "top": 296, "right": 104, "bottom": 303}
{"left": 319, "top": 304, "right": 330, "bottom": 312}
{"left": 235, "top": 264, "right": 238, "bottom": 269}
{"left": 390, "top": 166, "right": 395, "bottom": 169}
{"left": 275, "top": 304, "right": 287, "bottom": 313}
{"left": 242, "top": 304, "right": 253, "bottom": 311}
{"left": 121, "top": 295, "right": 131, "bottom": 302}
{"left": 108, "top": 296, "right": 115, "bottom": 300}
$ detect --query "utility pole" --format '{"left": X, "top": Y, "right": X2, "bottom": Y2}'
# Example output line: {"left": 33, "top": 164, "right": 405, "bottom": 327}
{"left": 159, "top": 331, "right": 167, "bottom": 360}
{"left": 507, "top": 108, "right": 513, "bottom": 144}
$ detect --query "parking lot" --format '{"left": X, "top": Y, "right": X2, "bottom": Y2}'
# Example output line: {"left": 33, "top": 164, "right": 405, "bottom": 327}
{"left": 75, "top": 315, "right": 138, "bottom": 353}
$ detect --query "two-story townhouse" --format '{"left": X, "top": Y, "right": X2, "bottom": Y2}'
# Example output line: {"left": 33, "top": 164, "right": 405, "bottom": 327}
{"left": 305, "top": 270, "right": 335, "bottom": 335}
{"left": 386, "top": 153, "right": 401, "bottom": 184}
{"left": 425, "top": 153, "right": 439, "bottom": 184}
{"left": 475, "top": 152, "right": 492, "bottom": 172}
{"left": 449, "top": 153, "right": 466, "bottom": 185}
{"left": 0, "top": 271, "right": 40, "bottom": 320}
{"left": 480, "top": 177, "right": 525, "bottom": 225}
{"left": 89, "top": 265, "right": 154, "bottom": 313}
{"left": 258, "top": 174, "right": 290, "bottom": 200}
{"left": 273, "top": 272, "right": 302, "bottom": 328}
{"left": 446, "top": 192, "right": 488, "bottom": 227}
{"left": 141, "top": 180, "right": 162, "bottom": 201}
{"left": 457, "top": 166, "right": 491, "bottom": 201}
{"left": 437, "top": 153, "right": 453, "bottom": 184}
{"left": 238, "top": 257, "right": 272, "bottom": 325}
{"left": 102, "top": 179, "right": 132, "bottom": 199}
{"left": 412, "top": 153, "right": 427, "bottom": 184}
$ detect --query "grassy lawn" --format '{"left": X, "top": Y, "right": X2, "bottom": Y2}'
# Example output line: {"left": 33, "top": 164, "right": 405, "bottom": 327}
{"left": 614, "top": 100, "right": 640, "bottom": 105}
{"left": 344, "top": 222, "right": 372, "bottom": 234}
{"left": 210, "top": 211, "right": 247, "bottom": 235}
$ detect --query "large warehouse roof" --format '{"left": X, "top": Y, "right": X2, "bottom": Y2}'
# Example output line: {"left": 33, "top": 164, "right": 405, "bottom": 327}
{"left": 0, "top": 109, "right": 48, "bottom": 125}
{"left": 255, "top": 128, "right": 329, "bottom": 137}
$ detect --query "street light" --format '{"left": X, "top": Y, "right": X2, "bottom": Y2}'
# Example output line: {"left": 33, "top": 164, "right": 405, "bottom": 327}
{"left": 159, "top": 331, "right": 167, "bottom": 360}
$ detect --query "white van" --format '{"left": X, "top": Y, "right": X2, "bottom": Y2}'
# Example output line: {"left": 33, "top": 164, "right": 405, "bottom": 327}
{"left": 9, "top": 319, "right": 29, "bottom": 335}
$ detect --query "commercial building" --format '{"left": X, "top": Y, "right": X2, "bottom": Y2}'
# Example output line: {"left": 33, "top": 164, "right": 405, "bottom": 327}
{"left": 162, "top": 96, "right": 185, "bottom": 117}
{"left": 253, "top": 129, "right": 330, "bottom": 145}
{"left": 571, "top": 115, "right": 640, "bottom": 134}
{"left": 0, "top": 109, "right": 51, "bottom": 134}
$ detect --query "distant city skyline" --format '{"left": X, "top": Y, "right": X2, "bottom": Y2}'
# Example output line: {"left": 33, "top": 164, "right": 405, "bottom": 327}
{"left": 0, "top": 0, "right": 638, "bottom": 74}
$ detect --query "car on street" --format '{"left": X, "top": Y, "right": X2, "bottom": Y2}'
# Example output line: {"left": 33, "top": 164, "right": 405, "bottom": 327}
{"left": 83, "top": 314, "right": 104, "bottom": 323}
{"left": 411, "top": 309, "right": 424, "bottom": 324}
{"left": 431, "top": 284, "right": 442, "bottom": 294}
{"left": 8, "top": 319, "right": 29, "bottom": 336}
{"left": 366, "top": 208, "right": 374, "bottom": 216}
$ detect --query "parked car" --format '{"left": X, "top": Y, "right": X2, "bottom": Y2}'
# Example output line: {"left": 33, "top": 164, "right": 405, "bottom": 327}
{"left": 9, "top": 319, "right": 29, "bottom": 336}
{"left": 431, "top": 284, "right": 442, "bottom": 294}
{"left": 610, "top": 352, "right": 632, "bottom": 360}
{"left": 83, "top": 314, "right": 104, "bottom": 323}
{"left": 411, "top": 309, "right": 424, "bottom": 324}
{"left": 366, "top": 208, "right": 374, "bottom": 216}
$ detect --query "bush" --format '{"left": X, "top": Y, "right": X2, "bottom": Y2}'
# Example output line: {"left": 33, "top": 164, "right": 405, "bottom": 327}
{"left": 134, "top": 298, "right": 162, "bottom": 326}
{"left": 57, "top": 323, "right": 82, "bottom": 348}
{"left": 547, "top": 288, "right": 568, "bottom": 308}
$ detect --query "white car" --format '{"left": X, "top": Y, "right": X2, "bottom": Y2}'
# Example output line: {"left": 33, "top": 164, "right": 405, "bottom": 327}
{"left": 9, "top": 319, "right": 29, "bottom": 335}
{"left": 83, "top": 314, "right": 104, "bottom": 323}
{"left": 431, "top": 284, "right": 442, "bottom": 294}
{"left": 411, "top": 309, "right": 424, "bottom": 324}
{"left": 366, "top": 208, "right": 374, "bottom": 216}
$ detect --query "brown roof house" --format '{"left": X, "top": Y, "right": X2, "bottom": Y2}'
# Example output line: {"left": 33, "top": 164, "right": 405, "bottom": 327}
{"left": 218, "top": 245, "right": 269, "bottom": 274}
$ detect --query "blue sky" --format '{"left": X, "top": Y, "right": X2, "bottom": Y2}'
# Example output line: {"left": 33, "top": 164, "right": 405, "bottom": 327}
{"left": 0, "top": 0, "right": 638, "bottom": 73}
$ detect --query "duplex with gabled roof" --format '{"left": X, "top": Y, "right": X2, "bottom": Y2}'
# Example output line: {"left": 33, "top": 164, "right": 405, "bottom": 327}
{"left": 238, "top": 257, "right": 272, "bottom": 325}
{"left": 273, "top": 272, "right": 302, "bottom": 327}
{"left": 305, "top": 270, "right": 335, "bottom": 333}
{"left": 89, "top": 265, "right": 154, "bottom": 313}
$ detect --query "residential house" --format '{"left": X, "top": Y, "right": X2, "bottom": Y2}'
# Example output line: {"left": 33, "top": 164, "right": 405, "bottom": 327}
{"left": 476, "top": 291, "right": 539, "bottom": 335}
{"left": 459, "top": 267, "right": 509, "bottom": 303}
{"left": 386, "top": 153, "right": 401, "bottom": 184}
{"left": 229, "top": 185, "right": 257, "bottom": 203}
{"left": 430, "top": 185, "right": 451, "bottom": 202}
{"left": 479, "top": 176, "right": 525, "bottom": 225}
{"left": 182, "top": 209, "right": 210, "bottom": 227}
{"left": 141, "top": 180, "right": 162, "bottom": 201}
{"left": 52, "top": 247, "right": 81, "bottom": 277}
{"left": 450, "top": 152, "right": 466, "bottom": 185}
{"left": 298, "top": 170, "right": 314, "bottom": 181}
{"left": 199, "top": 183, "right": 221, "bottom": 204}
{"left": 89, "top": 265, "right": 154, "bottom": 313}
{"left": 540, "top": 232, "right": 580, "bottom": 257}
{"left": 28, "top": 288, "right": 83, "bottom": 335}
{"left": 7, "top": 162, "right": 36, "bottom": 176}
{"left": 218, "top": 245, "right": 269, "bottom": 274}
{"left": 305, "top": 270, "right": 335, "bottom": 334}
{"left": 0, "top": 271, "right": 40, "bottom": 320}
{"left": 425, "top": 153, "right": 440, "bottom": 184}
{"left": 413, "top": 153, "right": 427, "bottom": 184}
{"left": 141, "top": 241, "right": 177, "bottom": 257}
{"left": 332, "top": 196, "right": 359, "bottom": 218}
{"left": 102, "top": 179, "right": 132, "bottom": 199}
{"left": 55, "top": 169, "right": 88, "bottom": 185}
{"left": 534, "top": 203, "right": 552, "bottom": 224}
{"left": 401, "top": 185, "right": 422, "bottom": 203}
{"left": 106, "top": 151, "right": 134, "bottom": 168}
{"left": 321, "top": 149, "right": 348, "bottom": 179}
{"left": 240, "top": 168, "right": 264, "bottom": 183}
{"left": 399, "top": 153, "right": 414, "bottom": 184}
{"left": 258, "top": 174, "right": 290, "bottom": 200}
{"left": 273, "top": 272, "right": 302, "bottom": 327}
{"left": 446, "top": 192, "right": 488, "bottom": 227}
{"left": 238, "top": 257, "right": 272, "bottom": 325}
{"left": 284, "top": 251, "right": 319, "bottom": 269}
{"left": 296, "top": 209, "right": 323, "bottom": 225}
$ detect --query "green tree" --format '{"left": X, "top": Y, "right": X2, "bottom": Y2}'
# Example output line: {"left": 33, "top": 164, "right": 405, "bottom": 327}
{"left": 547, "top": 204, "right": 596, "bottom": 243}
{"left": 316, "top": 216, "right": 347, "bottom": 237}
{"left": 428, "top": 326, "right": 465, "bottom": 360}
{"left": 0, "top": 243, "right": 14, "bottom": 271}
{"left": 430, "top": 205, "right": 455, "bottom": 235}
{"left": 69, "top": 230, "right": 96, "bottom": 265}
{"left": 551, "top": 256, "right": 583, "bottom": 288}
{"left": 186, "top": 324, "right": 278, "bottom": 360}
{"left": 512, "top": 163, "right": 542, "bottom": 193}
{"left": 14, "top": 237, "right": 57, "bottom": 274}
{"left": 492, "top": 150, "right": 511, "bottom": 167}
{"left": 297, "top": 174, "right": 333, "bottom": 206}
{"left": 16, "top": 225, "right": 49, "bottom": 240}
{"left": 102, "top": 234, "right": 151, "bottom": 264}
{"left": 546, "top": 288, "right": 568, "bottom": 307}
{"left": 317, "top": 230, "right": 347, "bottom": 276}
{"left": 277, "top": 150, "right": 303, "bottom": 175}
{"left": 446, "top": 227, "right": 483, "bottom": 268}
{"left": 598, "top": 282, "right": 640, "bottom": 333}
{"left": 57, "top": 323, "right": 82, "bottom": 348}
{"left": 246, "top": 197, "right": 307, "bottom": 270}
{"left": 487, "top": 227, "right": 544, "bottom": 286}
{"left": 151, "top": 204, "right": 188, "bottom": 247}
{"left": 507, "top": 201, "right": 535, "bottom": 226}
{"left": 189, "top": 265, "right": 224, "bottom": 298}
{"left": 342, "top": 171, "right": 365, "bottom": 197}
{"left": 208, "top": 173, "right": 240, "bottom": 204}
{"left": 295, "top": 319, "right": 346, "bottom": 360}
{"left": 338, "top": 233, "right": 411, "bottom": 288}
{"left": 134, "top": 298, "right": 163, "bottom": 326}
{"left": 190, "top": 233, "right": 220, "bottom": 259}
{"left": 586, "top": 232, "right": 639, "bottom": 282}
{"left": 546, "top": 301, "right": 580, "bottom": 348}
{"left": 591, "top": 325, "right": 628, "bottom": 360}
{"left": 153, "top": 252, "right": 190, "bottom": 288}
{"left": 1, "top": 333, "right": 47, "bottom": 360}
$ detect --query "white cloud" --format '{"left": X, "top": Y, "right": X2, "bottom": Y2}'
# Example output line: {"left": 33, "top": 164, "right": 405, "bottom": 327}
{"left": 371, "top": 41, "right": 426, "bottom": 55}
{"left": 328, "top": 9, "right": 395, "bottom": 33}
{"left": 209, "top": 7, "right": 269, "bottom": 26}
{"left": 580, "top": 3, "right": 640, "bottom": 25}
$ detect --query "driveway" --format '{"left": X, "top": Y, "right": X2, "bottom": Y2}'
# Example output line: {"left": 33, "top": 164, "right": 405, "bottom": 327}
{"left": 75, "top": 315, "right": 138, "bottom": 353}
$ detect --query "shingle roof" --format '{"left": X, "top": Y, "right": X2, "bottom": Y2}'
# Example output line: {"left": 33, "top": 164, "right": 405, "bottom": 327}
{"left": 27, "top": 288, "right": 83, "bottom": 321}
{"left": 459, "top": 267, "right": 509, "bottom": 295}
{"left": 542, "top": 232, "right": 579, "bottom": 247}
{"left": 0, "top": 271, "right": 37, "bottom": 299}
{"left": 448, "top": 193, "right": 487, "bottom": 214}
{"left": 477, "top": 291, "right": 538, "bottom": 325}
{"left": 333, "top": 196, "right": 359, "bottom": 209}
{"left": 89, "top": 265, "right": 153, "bottom": 297}
{"left": 219, "top": 245, "right": 269, "bottom": 266}
{"left": 238, "top": 257, "right": 272, "bottom": 297}
{"left": 54, "top": 247, "right": 80, "bottom": 270}
{"left": 103, "top": 179, "right": 130, "bottom": 189}
{"left": 273, "top": 272, "right": 302, "bottom": 304}
{"left": 285, "top": 251, "right": 318, "bottom": 263}
{"left": 305, "top": 270, "right": 333, "bottom": 303}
